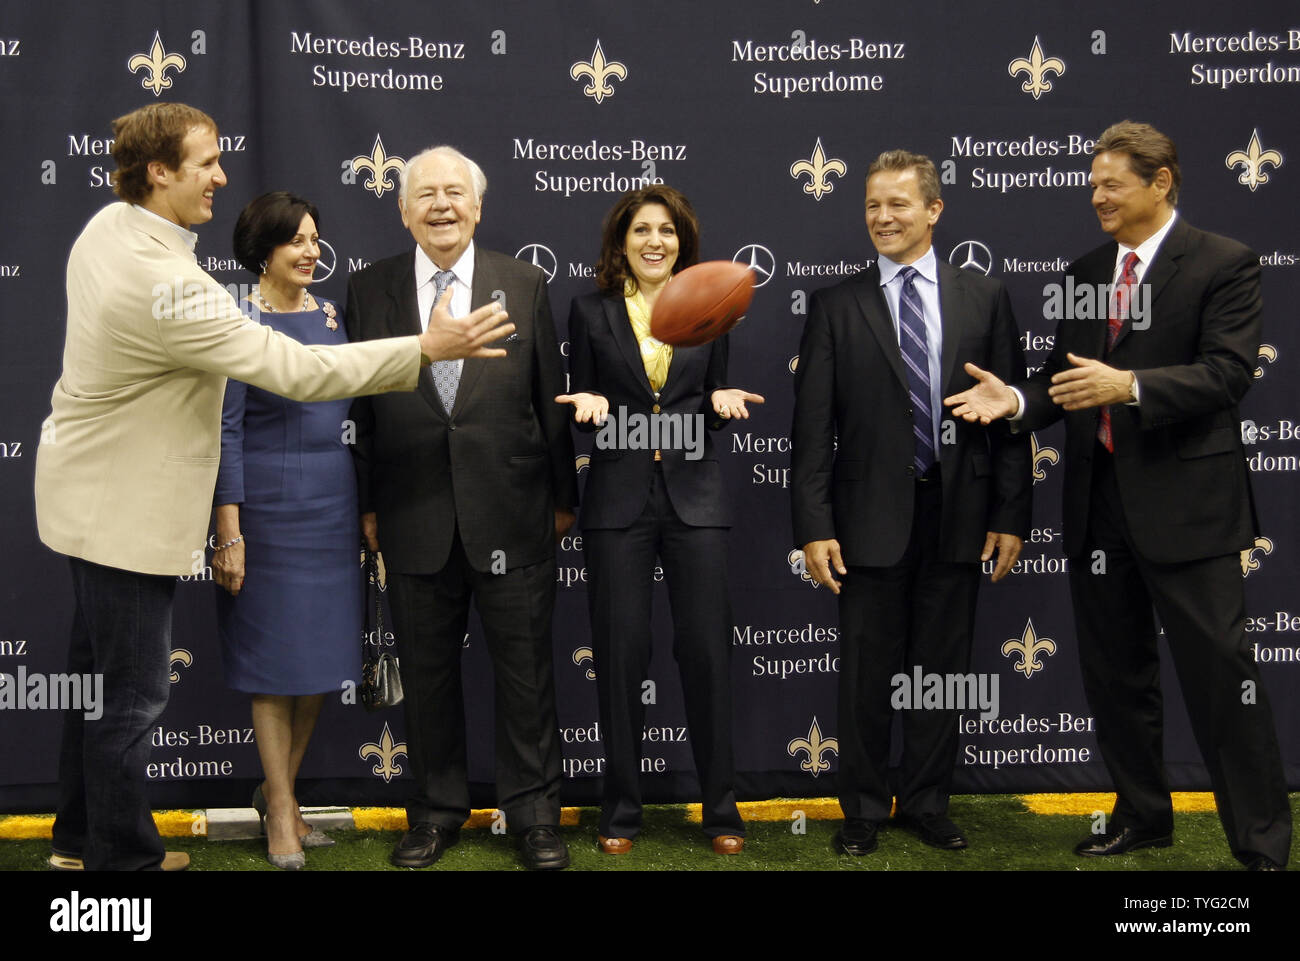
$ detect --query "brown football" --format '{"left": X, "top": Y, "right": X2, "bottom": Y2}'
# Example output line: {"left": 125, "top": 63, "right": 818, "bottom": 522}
{"left": 650, "top": 261, "right": 755, "bottom": 347}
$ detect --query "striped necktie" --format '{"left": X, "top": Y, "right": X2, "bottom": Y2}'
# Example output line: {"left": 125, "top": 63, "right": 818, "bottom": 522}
{"left": 897, "top": 266, "right": 936, "bottom": 475}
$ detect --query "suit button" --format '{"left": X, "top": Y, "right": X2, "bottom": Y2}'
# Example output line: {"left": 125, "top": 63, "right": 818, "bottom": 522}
{"left": 652, "top": 404, "right": 661, "bottom": 414}
{"left": 905, "top": 408, "right": 913, "bottom": 418}
{"left": 905, "top": 465, "right": 915, "bottom": 477}
{"left": 448, "top": 424, "right": 457, "bottom": 431}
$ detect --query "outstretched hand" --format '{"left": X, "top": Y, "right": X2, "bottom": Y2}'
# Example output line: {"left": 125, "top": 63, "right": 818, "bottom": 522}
{"left": 555, "top": 391, "right": 610, "bottom": 425}
{"left": 1047, "top": 353, "right": 1134, "bottom": 411}
{"left": 944, "top": 363, "right": 1019, "bottom": 424}
{"left": 419, "top": 287, "right": 515, "bottom": 363}
{"left": 712, "top": 388, "right": 766, "bottom": 420}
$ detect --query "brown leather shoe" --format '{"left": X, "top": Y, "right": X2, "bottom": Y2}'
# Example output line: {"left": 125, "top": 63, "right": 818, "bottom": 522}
{"left": 48, "top": 853, "right": 83, "bottom": 871}
{"left": 598, "top": 835, "right": 633, "bottom": 854}
{"left": 161, "top": 851, "right": 190, "bottom": 871}
{"left": 712, "top": 835, "right": 744, "bottom": 855}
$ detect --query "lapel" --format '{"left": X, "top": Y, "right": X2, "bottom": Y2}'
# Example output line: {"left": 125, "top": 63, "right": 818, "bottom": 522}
{"left": 851, "top": 264, "right": 907, "bottom": 390}
{"left": 387, "top": 252, "right": 445, "bottom": 418}
{"left": 1112, "top": 216, "right": 1186, "bottom": 353}
{"left": 1076, "top": 242, "right": 1117, "bottom": 358}
{"left": 936, "top": 261, "right": 964, "bottom": 396}
{"left": 122, "top": 203, "right": 194, "bottom": 259}
{"left": 453, "top": 248, "right": 495, "bottom": 416}
{"left": 660, "top": 342, "right": 706, "bottom": 402}
{"left": 603, "top": 295, "right": 658, "bottom": 401}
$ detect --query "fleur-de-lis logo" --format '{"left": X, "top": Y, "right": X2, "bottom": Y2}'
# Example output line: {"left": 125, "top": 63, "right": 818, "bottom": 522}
{"left": 572, "top": 647, "right": 596, "bottom": 680}
{"left": 169, "top": 648, "right": 193, "bottom": 684}
{"left": 787, "top": 717, "right": 838, "bottom": 777}
{"left": 1240, "top": 536, "right": 1273, "bottom": 577}
{"left": 351, "top": 136, "right": 405, "bottom": 198}
{"left": 1226, "top": 130, "right": 1283, "bottom": 192}
{"left": 1031, "top": 433, "right": 1060, "bottom": 483}
{"left": 787, "top": 549, "right": 818, "bottom": 588}
{"left": 570, "top": 40, "right": 627, "bottom": 104}
{"left": 359, "top": 722, "right": 408, "bottom": 782}
{"left": 790, "top": 138, "right": 846, "bottom": 201}
{"left": 1001, "top": 619, "right": 1056, "bottom": 678}
{"left": 128, "top": 32, "right": 187, "bottom": 97}
{"left": 1007, "top": 37, "right": 1065, "bottom": 100}
{"left": 1255, "top": 344, "right": 1277, "bottom": 379}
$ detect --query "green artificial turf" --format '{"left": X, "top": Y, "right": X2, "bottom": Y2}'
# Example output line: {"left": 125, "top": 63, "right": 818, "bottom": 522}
{"left": 2, "top": 794, "right": 1295, "bottom": 871}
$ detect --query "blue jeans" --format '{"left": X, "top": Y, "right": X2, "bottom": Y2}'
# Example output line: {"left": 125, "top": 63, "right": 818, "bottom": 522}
{"left": 52, "top": 558, "right": 176, "bottom": 870}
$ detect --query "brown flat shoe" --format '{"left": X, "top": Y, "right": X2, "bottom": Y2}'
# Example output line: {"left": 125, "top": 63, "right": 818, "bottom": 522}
{"left": 161, "top": 851, "right": 190, "bottom": 871}
{"left": 598, "top": 835, "right": 633, "bottom": 854}
{"left": 712, "top": 835, "right": 744, "bottom": 855}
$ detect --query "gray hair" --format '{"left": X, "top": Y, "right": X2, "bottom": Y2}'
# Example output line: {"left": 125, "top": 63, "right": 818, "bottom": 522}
{"left": 400, "top": 145, "right": 488, "bottom": 203}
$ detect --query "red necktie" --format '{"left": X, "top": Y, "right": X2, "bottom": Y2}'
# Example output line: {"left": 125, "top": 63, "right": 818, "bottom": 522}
{"left": 1097, "top": 252, "right": 1139, "bottom": 453}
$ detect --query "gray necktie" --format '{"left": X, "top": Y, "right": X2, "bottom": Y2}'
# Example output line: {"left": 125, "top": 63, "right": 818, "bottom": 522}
{"left": 428, "top": 270, "right": 459, "bottom": 413}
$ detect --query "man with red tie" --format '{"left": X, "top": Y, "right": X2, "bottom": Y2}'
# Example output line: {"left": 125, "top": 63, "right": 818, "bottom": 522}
{"left": 947, "top": 121, "right": 1291, "bottom": 870}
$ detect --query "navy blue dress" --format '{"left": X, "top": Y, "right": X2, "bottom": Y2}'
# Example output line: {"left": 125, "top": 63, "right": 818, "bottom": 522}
{"left": 214, "top": 299, "right": 362, "bottom": 695}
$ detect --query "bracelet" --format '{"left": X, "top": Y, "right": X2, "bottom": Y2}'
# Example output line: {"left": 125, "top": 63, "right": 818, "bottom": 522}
{"left": 214, "top": 535, "right": 244, "bottom": 552}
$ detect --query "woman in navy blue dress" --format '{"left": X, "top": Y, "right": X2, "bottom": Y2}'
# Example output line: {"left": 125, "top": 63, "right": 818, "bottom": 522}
{"left": 213, "top": 192, "right": 359, "bottom": 869}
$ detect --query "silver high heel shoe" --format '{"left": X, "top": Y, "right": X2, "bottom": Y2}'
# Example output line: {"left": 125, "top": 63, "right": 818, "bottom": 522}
{"left": 253, "top": 783, "right": 334, "bottom": 848}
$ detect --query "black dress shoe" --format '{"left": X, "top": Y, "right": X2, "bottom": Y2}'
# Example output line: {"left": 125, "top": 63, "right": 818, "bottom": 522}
{"left": 390, "top": 824, "right": 459, "bottom": 868}
{"left": 895, "top": 813, "right": 968, "bottom": 850}
{"left": 834, "top": 819, "right": 879, "bottom": 856}
{"left": 1074, "top": 826, "right": 1172, "bottom": 857}
{"left": 518, "top": 825, "right": 569, "bottom": 870}
{"left": 1246, "top": 855, "right": 1284, "bottom": 871}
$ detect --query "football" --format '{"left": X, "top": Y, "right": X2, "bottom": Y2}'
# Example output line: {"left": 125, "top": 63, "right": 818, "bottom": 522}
{"left": 650, "top": 261, "right": 755, "bottom": 347}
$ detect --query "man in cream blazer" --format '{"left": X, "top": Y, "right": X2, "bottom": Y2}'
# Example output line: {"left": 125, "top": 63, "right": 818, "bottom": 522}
{"left": 34, "top": 103, "right": 511, "bottom": 871}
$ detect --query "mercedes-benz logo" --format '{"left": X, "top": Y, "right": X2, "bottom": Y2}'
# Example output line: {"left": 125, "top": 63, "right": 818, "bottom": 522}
{"left": 516, "top": 243, "right": 558, "bottom": 283}
{"left": 311, "top": 239, "right": 338, "bottom": 282}
{"left": 732, "top": 244, "right": 775, "bottom": 288}
{"left": 949, "top": 240, "right": 993, "bottom": 276}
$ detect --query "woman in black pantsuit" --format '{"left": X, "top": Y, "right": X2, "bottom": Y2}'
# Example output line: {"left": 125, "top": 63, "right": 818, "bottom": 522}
{"left": 557, "top": 185, "right": 763, "bottom": 855}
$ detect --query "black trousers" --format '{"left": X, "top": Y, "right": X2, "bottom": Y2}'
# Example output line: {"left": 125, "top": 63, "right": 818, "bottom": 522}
{"left": 584, "top": 466, "right": 742, "bottom": 839}
{"left": 836, "top": 478, "right": 980, "bottom": 823}
{"left": 388, "top": 529, "right": 562, "bottom": 833}
{"left": 1071, "top": 446, "right": 1291, "bottom": 865}
{"left": 53, "top": 558, "right": 176, "bottom": 870}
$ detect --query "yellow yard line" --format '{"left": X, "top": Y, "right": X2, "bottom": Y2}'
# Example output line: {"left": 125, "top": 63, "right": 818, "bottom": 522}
{"left": 1018, "top": 792, "right": 1218, "bottom": 815}
{"left": 0, "top": 793, "right": 1221, "bottom": 841}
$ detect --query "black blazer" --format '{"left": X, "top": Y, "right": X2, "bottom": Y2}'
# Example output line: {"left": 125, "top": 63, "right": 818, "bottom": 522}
{"left": 566, "top": 291, "right": 732, "bottom": 530}
{"left": 346, "top": 247, "right": 577, "bottom": 574}
{"left": 791, "top": 259, "right": 1031, "bottom": 566}
{"left": 1018, "top": 217, "right": 1261, "bottom": 564}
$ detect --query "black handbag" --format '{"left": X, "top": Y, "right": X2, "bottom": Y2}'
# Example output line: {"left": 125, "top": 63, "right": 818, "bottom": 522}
{"left": 360, "top": 545, "right": 404, "bottom": 711}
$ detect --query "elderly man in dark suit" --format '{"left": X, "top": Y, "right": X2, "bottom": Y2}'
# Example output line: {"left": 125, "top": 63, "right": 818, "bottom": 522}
{"left": 947, "top": 121, "right": 1291, "bottom": 870}
{"left": 792, "top": 150, "right": 1031, "bottom": 856}
{"left": 346, "top": 146, "right": 577, "bottom": 870}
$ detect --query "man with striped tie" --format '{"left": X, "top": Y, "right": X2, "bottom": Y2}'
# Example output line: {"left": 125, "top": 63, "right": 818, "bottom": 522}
{"left": 791, "top": 150, "right": 1031, "bottom": 855}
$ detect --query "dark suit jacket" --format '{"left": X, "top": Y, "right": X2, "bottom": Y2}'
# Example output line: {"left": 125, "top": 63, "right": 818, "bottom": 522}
{"left": 791, "top": 259, "right": 1031, "bottom": 566}
{"left": 1018, "top": 217, "right": 1260, "bottom": 564}
{"left": 566, "top": 291, "right": 732, "bottom": 530}
{"left": 346, "top": 247, "right": 577, "bottom": 574}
